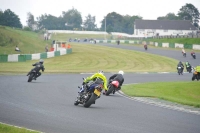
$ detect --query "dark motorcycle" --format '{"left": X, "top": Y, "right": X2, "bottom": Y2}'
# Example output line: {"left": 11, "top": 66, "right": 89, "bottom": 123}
{"left": 182, "top": 52, "right": 186, "bottom": 57}
{"left": 177, "top": 66, "right": 183, "bottom": 75}
{"left": 191, "top": 53, "right": 196, "bottom": 59}
{"left": 27, "top": 70, "right": 37, "bottom": 82}
{"left": 117, "top": 40, "right": 120, "bottom": 45}
{"left": 144, "top": 45, "right": 147, "bottom": 50}
{"left": 74, "top": 80, "right": 103, "bottom": 108}
{"left": 186, "top": 65, "right": 192, "bottom": 73}
{"left": 192, "top": 71, "right": 199, "bottom": 81}
{"left": 105, "top": 80, "right": 120, "bottom": 96}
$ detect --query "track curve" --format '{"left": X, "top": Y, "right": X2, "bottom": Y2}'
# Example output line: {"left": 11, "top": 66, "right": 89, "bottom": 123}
{"left": 0, "top": 43, "right": 200, "bottom": 133}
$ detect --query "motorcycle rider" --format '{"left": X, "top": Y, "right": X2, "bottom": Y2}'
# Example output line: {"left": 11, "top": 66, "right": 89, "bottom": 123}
{"left": 78, "top": 70, "right": 108, "bottom": 97}
{"left": 27, "top": 59, "right": 45, "bottom": 80}
{"left": 103, "top": 70, "right": 124, "bottom": 94}
{"left": 177, "top": 61, "right": 184, "bottom": 74}
{"left": 194, "top": 65, "right": 200, "bottom": 78}
{"left": 191, "top": 51, "right": 195, "bottom": 55}
{"left": 182, "top": 48, "right": 186, "bottom": 57}
{"left": 185, "top": 61, "right": 191, "bottom": 73}
{"left": 144, "top": 43, "right": 147, "bottom": 50}
{"left": 191, "top": 51, "right": 196, "bottom": 58}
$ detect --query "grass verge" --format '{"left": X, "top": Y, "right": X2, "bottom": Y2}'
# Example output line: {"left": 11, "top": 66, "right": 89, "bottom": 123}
{"left": 122, "top": 81, "right": 200, "bottom": 107}
{"left": 0, "top": 123, "right": 40, "bottom": 133}
{"left": 0, "top": 43, "right": 178, "bottom": 73}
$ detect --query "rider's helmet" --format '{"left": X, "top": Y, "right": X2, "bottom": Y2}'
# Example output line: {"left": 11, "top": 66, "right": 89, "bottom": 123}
{"left": 118, "top": 70, "right": 124, "bottom": 75}
{"left": 39, "top": 59, "right": 44, "bottom": 64}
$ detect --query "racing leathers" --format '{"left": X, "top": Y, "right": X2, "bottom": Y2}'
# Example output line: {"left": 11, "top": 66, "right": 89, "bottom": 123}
{"left": 185, "top": 61, "right": 191, "bottom": 72}
{"left": 27, "top": 62, "right": 45, "bottom": 79}
{"left": 80, "top": 72, "right": 108, "bottom": 93}
{"left": 104, "top": 73, "right": 124, "bottom": 94}
{"left": 195, "top": 65, "right": 200, "bottom": 76}
{"left": 177, "top": 62, "right": 184, "bottom": 74}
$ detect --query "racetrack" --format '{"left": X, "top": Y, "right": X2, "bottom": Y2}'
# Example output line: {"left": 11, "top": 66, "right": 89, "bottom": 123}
{"left": 0, "top": 43, "right": 200, "bottom": 133}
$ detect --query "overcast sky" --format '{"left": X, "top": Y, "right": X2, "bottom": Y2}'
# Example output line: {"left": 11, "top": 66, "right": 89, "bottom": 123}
{"left": 1, "top": 0, "right": 200, "bottom": 28}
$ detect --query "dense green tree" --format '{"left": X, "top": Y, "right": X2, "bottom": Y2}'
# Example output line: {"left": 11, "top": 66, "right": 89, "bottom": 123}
{"left": 26, "top": 12, "right": 35, "bottom": 30}
{"left": 100, "top": 12, "right": 142, "bottom": 34}
{"left": 0, "top": 9, "right": 22, "bottom": 28}
{"left": 83, "top": 14, "right": 97, "bottom": 31}
{"left": 177, "top": 3, "right": 200, "bottom": 27}
{"left": 62, "top": 8, "right": 82, "bottom": 30}
{"left": 157, "top": 13, "right": 179, "bottom": 20}
{"left": 37, "top": 14, "right": 65, "bottom": 30}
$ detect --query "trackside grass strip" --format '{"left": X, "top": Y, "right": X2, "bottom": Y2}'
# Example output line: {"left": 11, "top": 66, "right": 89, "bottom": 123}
{"left": 0, "top": 123, "right": 41, "bottom": 133}
{"left": 122, "top": 81, "right": 200, "bottom": 107}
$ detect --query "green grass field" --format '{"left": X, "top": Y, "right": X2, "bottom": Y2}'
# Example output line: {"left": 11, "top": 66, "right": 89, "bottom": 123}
{"left": 122, "top": 81, "right": 200, "bottom": 107}
{"left": 0, "top": 43, "right": 178, "bottom": 73}
{"left": 0, "top": 123, "right": 40, "bottom": 133}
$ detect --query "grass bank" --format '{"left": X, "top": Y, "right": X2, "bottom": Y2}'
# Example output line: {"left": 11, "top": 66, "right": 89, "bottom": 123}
{"left": 0, "top": 123, "right": 40, "bottom": 133}
{"left": 0, "top": 43, "right": 178, "bottom": 73}
{"left": 0, "top": 26, "right": 53, "bottom": 54}
{"left": 122, "top": 81, "right": 200, "bottom": 107}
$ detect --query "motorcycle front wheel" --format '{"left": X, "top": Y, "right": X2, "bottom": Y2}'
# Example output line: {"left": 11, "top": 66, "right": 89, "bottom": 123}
{"left": 83, "top": 93, "right": 97, "bottom": 108}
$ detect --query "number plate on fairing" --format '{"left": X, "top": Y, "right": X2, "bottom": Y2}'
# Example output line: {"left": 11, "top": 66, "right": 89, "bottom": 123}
{"left": 94, "top": 89, "right": 101, "bottom": 96}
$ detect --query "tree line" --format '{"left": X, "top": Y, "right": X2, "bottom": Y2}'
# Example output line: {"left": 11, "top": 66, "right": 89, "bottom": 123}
{"left": 0, "top": 3, "right": 199, "bottom": 34}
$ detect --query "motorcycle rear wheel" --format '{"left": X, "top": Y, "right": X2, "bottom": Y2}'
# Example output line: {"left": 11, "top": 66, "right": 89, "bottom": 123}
{"left": 28, "top": 73, "right": 34, "bottom": 82}
{"left": 106, "top": 85, "right": 114, "bottom": 96}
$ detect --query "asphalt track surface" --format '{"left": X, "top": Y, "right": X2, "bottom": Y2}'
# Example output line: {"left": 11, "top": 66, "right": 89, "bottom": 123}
{"left": 0, "top": 43, "right": 200, "bottom": 133}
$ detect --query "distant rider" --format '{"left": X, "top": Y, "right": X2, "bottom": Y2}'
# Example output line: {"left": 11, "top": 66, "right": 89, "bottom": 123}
{"left": 182, "top": 48, "right": 186, "bottom": 57}
{"left": 103, "top": 70, "right": 124, "bottom": 94}
{"left": 177, "top": 61, "right": 184, "bottom": 74}
{"left": 191, "top": 51, "right": 195, "bottom": 55}
{"left": 27, "top": 59, "right": 45, "bottom": 80}
{"left": 194, "top": 65, "right": 200, "bottom": 77}
{"left": 185, "top": 61, "right": 191, "bottom": 72}
{"left": 144, "top": 43, "right": 147, "bottom": 50}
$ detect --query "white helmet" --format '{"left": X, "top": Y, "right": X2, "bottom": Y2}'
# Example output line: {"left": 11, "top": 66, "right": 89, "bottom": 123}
{"left": 118, "top": 70, "right": 124, "bottom": 75}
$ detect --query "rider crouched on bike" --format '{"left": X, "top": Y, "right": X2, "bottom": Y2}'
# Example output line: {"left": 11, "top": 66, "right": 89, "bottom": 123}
{"left": 194, "top": 65, "right": 200, "bottom": 77}
{"left": 27, "top": 59, "right": 45, "bottom": 80}
{"left": 185, "top": 61, "right": 191, "bottom": 72}
{"left": 191, "top": 51, "right": 195, "bottom": 56}
{"left": 103, "top": 70, "right": 124, "bottom": 94}
{"left": 182, "top": 48, "right": 186, "bottom": 56}
{"left": 177, "top": 61, "right": 184, "bottom": 74}
{"left": 79, "top": 70, "right": 108, "bottom": 95}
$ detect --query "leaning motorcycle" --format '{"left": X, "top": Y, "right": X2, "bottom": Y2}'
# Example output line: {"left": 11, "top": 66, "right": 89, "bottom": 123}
{"left": 105, "top": 80, "right": 120, "bottom": 96}
{"left": 74, "top": 80, "right": 103, "bottom": 108}
{"left": 192, "top": 71, "right": 199, "bottom": 81}
{"left": 191, "top": 53, "right": 196, "bottom": 59}
{"left": 144, "top": 45, "right": 147, "bottom": 50}
{"left": 186, "top": 66, "right": 192, "bottom": 73}
{"left": 182, "top": 52, "right": 186, "bottom": 57}
{"left": 27, "top": 69, "right": 37, "bottom": 82}
{"left": 177, "top": 66, "right": 183, "bottom": 75}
